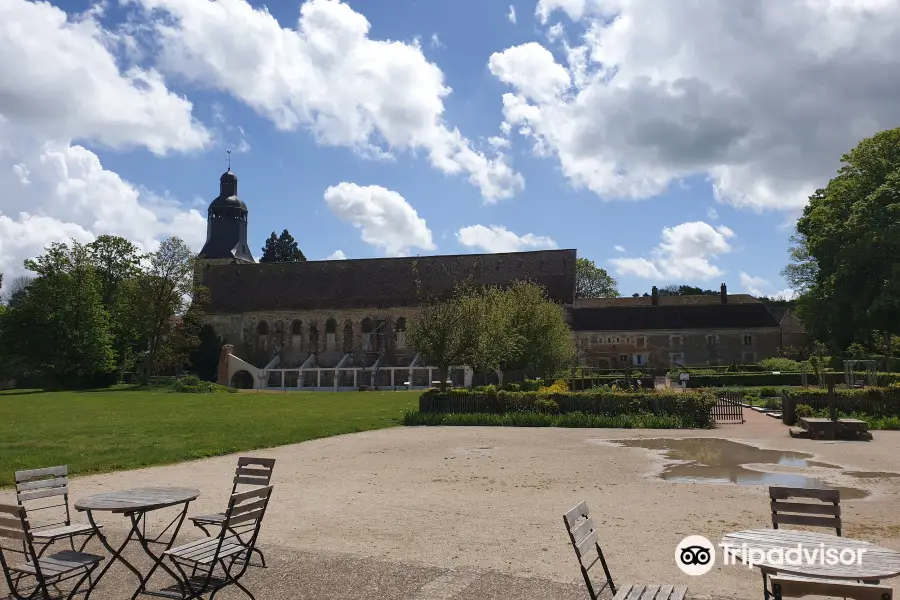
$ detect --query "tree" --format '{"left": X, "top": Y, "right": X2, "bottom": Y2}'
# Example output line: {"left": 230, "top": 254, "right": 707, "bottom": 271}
{"left": 86, "top": 235, "right": 143, "bottom": 308}
{"left": 155, "top": 287, "right": 210, "bottom": 374}
{"left": 658, "top": 285, "right": 717, "bottom": 296}
{"left": 501, "top": 280, "right": 575, "bottom": 375}
{"left": 405, "top": 289, "right": 476, "bottom": 392}
{"left": 260, "top": 229, "right": 306, "bottom": 263}
{"left": 783, "top": 127, "right": 900, "bottom": 351}
{"left": 575, "top": 258, "right": 618, "bottom": 298}
{"left": 2, "top": 241, "right": 115, "bottom": 387}
{"left": 140, "top": 237, "right": 198, "bottom": 383}
{"left": 0, "top": 275, "right": 32, "bottom": 306}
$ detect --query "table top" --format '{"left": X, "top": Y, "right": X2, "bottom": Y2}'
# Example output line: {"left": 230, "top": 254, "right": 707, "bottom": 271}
{"left": 75, "top": 487, "right": 200, "bottom": 513}
{"left": 721, "top": 529, "right": 900, "bottom": 580}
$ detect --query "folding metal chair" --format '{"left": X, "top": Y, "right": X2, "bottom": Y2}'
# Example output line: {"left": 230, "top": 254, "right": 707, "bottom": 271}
{"left": 166, "top": 486, "right": 274, "bottom": 600}
{"left": 0, "top": 503, "right": 103, "bottom": 600}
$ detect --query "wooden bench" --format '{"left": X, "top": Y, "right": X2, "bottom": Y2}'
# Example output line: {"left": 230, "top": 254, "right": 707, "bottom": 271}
{"left": 771, "top": 575, "right": 892, "bottom": 600}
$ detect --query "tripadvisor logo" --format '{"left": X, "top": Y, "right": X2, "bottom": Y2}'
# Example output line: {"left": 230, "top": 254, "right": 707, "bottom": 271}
{"left": 675, "top": 536, "right": 715, "bottom": 576}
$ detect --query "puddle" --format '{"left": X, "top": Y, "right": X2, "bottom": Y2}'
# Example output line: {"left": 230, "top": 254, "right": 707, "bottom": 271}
{"left": 611, "top": 438, "right": 868, "bottom": 499}
{"left": 845, "top": 471, "right": 900, "bottom": 479}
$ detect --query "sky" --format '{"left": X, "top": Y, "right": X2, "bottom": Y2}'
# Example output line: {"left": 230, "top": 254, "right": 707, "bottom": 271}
{"left": 2, "top": 0, "right": 899, "bottom": 298}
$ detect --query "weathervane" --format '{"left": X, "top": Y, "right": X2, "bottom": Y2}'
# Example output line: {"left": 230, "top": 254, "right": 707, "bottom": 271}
{"left": 227, "top": 150, "right": 232, "bottom": 170}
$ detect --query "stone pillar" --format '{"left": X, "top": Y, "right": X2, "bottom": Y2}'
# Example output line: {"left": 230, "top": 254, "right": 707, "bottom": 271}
{"left": 217, "top": 344, "right": 234, "bottom": 386}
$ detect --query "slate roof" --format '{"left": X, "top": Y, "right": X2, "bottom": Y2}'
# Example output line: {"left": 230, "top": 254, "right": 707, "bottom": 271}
{"left": 574, "top": 294, "right": 760, "bottom": 307}
{"left": 570, "top": 303, "right": 781, "bottom": 331}
{"left": 769, "top": 307, "right": 789, "bottom": 323}
{"left": 202, "top": 249, "right": 576, "bottom": 314}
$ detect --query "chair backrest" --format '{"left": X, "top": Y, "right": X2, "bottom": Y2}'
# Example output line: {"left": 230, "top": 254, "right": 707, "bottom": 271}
{"left": 230, "top": 457, "right": 276, "bottom": 494}
{"left": 219, "top": 486, "right": 273, "bottom": 549}
{"left": 0, "top": 504, "right": 42, "bottom": 586}
{"left": 563, "top": 501, "right": 615, "bottom": 600}
{"left": 771, "top": 576, "right": 891, "bottom": 600}
{"left": 15, "top": 466, "right": 72, "bottom": 532}
{"left": 769, "top": 487, "right": 841, "bottom": 536}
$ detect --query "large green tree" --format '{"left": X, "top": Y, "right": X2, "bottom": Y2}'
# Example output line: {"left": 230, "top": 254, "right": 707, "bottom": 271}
{"left": 260, "top": 229, "right": 306, "bottom": 263}
{"left": 2, "top": 240, "right": 115, "bottom": 387}
{"left": 784, "top": 127, "right": 900, "bottom": 353}
{"left": 139, "top": 237, "right": 199, "bottom": 382}
{"left": 575, "top": 258, "right": 619, "bottom": 298}
{"left": 501, "top": 280, "right": 575, "bottom": 375}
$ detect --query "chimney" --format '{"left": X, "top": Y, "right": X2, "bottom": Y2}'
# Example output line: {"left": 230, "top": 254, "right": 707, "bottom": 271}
{"left": 721, "top": 283, "right": 727, "bottom": 304}
{"left": 651, "top": 286, "right": 659, "bottom": 306}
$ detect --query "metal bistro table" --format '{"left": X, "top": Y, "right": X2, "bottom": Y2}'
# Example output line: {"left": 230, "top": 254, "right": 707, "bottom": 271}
{"left": 721, "top": 529, "right": 900, "bottom": 597}
{"left": 75, "top": 487, "right": 200, "bottom": 600}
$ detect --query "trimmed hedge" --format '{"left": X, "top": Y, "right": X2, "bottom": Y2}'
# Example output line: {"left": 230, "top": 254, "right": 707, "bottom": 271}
{"left": 403, "top": 410, "right": 689, "bottom": 428}
{"left": 419, "top": 388, "right": 718, "bottom": 428}
{"left": 781, "top": 387, "right": 900, "bottom": 425}
{"left": 686, "top": 373, "right": 805, "bottom": 387}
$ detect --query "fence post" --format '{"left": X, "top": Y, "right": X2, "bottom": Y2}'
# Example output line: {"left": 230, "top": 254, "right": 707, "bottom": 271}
{"left": 781, "top": 389, "right": 794, "bottom": 426}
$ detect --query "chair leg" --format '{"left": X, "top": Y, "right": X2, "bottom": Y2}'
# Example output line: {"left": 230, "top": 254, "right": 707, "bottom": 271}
{"left": 762, "top": 572, "right": 770, "bottom": 600}
{"left": 64, "top": 566, "right": 96, "bottom": 600}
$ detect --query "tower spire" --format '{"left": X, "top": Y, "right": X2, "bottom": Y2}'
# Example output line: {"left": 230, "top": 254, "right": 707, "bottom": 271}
{"left": 227, "top": 149, "right": 232, "bottom": 171}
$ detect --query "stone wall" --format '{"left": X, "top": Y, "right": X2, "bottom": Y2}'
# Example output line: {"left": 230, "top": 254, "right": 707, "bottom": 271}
{"left": 574, "top": 328, "right": 782, "bottom": 369}
{"left": 204, "top": 306, "right": 421, "bottom": 369}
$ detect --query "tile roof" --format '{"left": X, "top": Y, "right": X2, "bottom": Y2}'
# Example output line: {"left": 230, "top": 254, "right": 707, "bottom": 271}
{"left": 570, "top": 303, "right": 781, "bottom": 331}
{"left": 202, "top": 249, "right": 576, "bottom": 314}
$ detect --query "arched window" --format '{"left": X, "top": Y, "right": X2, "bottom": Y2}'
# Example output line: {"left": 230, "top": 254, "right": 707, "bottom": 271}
{"left": 290, "top": 320, "right": 302, "bottom": 335}
{"left": 308, "top": 323, "right": 319, "bottom": 352}
{"left": 361, "top": 318, "right": 373, "bottom": 334}
{"left": 257, "top": 320, "right": 269, "bottom": 335}
{"left": 395, "top": 317, "right": 407, "bottom": 349}
{"left": 325, "top": 318, "right": 337, "bottom": 350}
{"left": 343, "top": 320, "right": 354, "bottom": 353}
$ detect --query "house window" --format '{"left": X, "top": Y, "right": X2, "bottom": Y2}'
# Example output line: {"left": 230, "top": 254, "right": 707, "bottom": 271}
{"left": 743, "top": 334, "right": 753, "bottom": 346}
{"left": 616, "top": 337, "right": 621, "bottom": 343}
{"left": 669, "top": 335, "right": 683, "bottom": 346}
{"left": 706, "top": 335, "right": 719, "bottom": 346}
{"left": 619, "top": 354, "right": 628, "bottom": 363}
{"left": 607, "top": 337, "right": 613, "bottom": 344}
{"left": 637, "top": 336, "right": 646, "bottom": 348}
{"left": 669, "top": 352, "right": 684, "bottom": 365}
{"left": 633, "top": 354, "right": 648, "bottom": 366}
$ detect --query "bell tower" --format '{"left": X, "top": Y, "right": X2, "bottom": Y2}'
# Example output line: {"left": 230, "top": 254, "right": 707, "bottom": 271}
{"left": 198, "top": 153, "right": 255, "bottom": 264}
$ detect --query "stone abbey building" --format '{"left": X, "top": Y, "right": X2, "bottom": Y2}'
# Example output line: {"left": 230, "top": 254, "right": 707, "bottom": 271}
{"left": 198, "top": 169, "right": 785, "bottom": 389}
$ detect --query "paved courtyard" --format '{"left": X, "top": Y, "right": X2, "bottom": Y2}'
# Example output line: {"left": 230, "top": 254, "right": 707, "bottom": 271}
{"left": 3, "top": 411, "right": 899, "bottom": 599}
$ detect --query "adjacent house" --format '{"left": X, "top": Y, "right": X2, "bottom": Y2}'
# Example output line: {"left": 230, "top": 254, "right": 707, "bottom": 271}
{"left": 568, "top": 285, "right": 782, "bottom": 370}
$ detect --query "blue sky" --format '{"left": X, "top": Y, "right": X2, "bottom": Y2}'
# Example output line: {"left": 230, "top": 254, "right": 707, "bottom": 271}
{"left": 2, "top": 0, "right": 898, "bottom": 297}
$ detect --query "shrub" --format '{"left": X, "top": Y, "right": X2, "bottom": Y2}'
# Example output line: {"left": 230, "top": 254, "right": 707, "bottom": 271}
{"left": 763, "top": 397, "right": 781, "bottom": 410}
{"left": 758, "top": 386, "right": 781, "bottom": 398}
{"left": 687, "top": 373, "right": 804, "bottom": 387}
{"left": 795, "top": 404, "right": 814, "bottom": 417}
{"left": 534, "top": 397, "right": 559, "bottom": 414}
{"left": 171, "top": 375, "right": 236, "bottom": 394}
{"left": 418, "top": 388, "right": 718, "bottom": 428}
{"left": 539, "top": 379, "right": 569, "bottom": 394}
{"left": 758, "top": 358, "right": 804, "bottom": 372}
{"left": 402, "top": 410, "right": 688, "bottom": 429}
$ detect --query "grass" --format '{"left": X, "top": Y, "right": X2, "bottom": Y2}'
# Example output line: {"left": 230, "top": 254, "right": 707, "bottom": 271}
{"left": 402, "top": 410, "right": 695, "bottom": 428}
{"left": 0, "top": 387, "right": 418, "bottom": 487}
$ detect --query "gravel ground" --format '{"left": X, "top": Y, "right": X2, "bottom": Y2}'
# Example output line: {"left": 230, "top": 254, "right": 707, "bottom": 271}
{"left": 2, "top": 410, "right": 898, "bottom": 599}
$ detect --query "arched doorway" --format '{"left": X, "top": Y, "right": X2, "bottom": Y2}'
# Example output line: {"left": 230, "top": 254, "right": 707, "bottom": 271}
{"left": 230, "top": 370, "right": 254, "bottom": 389}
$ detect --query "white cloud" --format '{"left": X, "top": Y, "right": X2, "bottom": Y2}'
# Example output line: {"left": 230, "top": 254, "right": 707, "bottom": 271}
{"left": 137, "top": 0, "right": 523, "bottom": 202}
{"left": 0, "top": 0, "right": 209, "bottom": 155}
{"left": 707, "top": 207, "right": 719, "bottom": 220}
{"left": 456, "top": 225, "right": 557, "bottom": 253}
{"left": 325, "top": 249, "right": 347, "bottom": 260}
{"left": 508, "top": 5, "right": 517, "bottom": 24}
{"left": 496, "top": 0, "right": 900, "bottom": 211}
{"left": 613, "top": 244, "right": 625, "bottom": 252}
{"left": 0, "top": 0, "right": 211, "bottom": 289}
{"left": 324, "top": 183, "right": 435, "bottom": 256}
{"left": 0, "top": 142, "right": 206, "bottom": 284}
{"left": 487, "top": 136, "right": 511, "bottom": 149}
{"left": 739, "top": 272, "right": 769, "bottom": 297}
{"left": 430, "top": 33, "right": 443, "bottom": 49}
{"left": 609, "top": 221, "right": 733, "bottom": 280}
{"left": 773, "top": 288, "right": 798, "bottom": 301}
{"left": 740, "top": 272, "right": 799, "bottom": 300}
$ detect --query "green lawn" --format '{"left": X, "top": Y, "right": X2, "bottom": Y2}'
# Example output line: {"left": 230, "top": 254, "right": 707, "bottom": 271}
{"left": 0, "top": 388, "right": 419, "bottom": 487}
